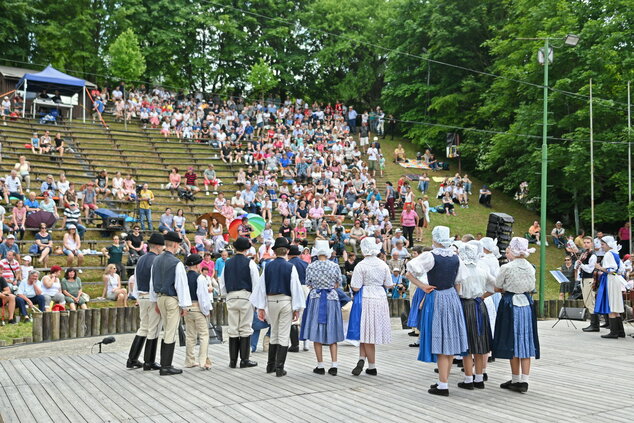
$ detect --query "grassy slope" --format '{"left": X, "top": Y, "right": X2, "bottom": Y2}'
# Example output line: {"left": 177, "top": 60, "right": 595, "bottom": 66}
{"left": 379, "top": 136, "right": 565, "bottom": 299}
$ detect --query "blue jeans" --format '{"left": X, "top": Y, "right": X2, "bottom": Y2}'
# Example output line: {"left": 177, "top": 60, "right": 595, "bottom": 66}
{"left": 418, "top": 181, "right": 428, "bottom": 193}
{"left": 139, "top": 208, "right": 153, "bottom": 230}
{"left": 16, "top": 295, "right": 46, "bottom": 316}
{"left": 553, "top": 236, "right": 565, "bottom": 248}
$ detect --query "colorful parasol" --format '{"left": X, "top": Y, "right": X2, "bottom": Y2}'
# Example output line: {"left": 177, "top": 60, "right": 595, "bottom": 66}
{"left": 228, "top": 214, "right": 265, "bottom": 240}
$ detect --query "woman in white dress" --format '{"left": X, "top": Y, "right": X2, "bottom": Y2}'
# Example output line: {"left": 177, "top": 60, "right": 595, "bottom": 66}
{"left": 594, "top": 236, "right": 626, "bottom": 338}
{"left": 348, "top": 237, "right": 393, "bottom": 376}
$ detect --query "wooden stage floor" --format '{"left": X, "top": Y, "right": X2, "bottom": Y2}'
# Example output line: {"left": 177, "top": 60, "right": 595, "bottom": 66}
{"left": 1, "top": 319, "right": 633, "bottom": 422}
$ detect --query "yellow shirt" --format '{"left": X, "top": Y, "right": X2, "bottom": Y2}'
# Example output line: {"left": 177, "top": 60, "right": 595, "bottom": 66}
{"left": 139, "top": 189, "right": 154, "bottom": 209}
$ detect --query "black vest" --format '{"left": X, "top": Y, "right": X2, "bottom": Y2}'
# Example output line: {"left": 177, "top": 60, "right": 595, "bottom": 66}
{"left": 288, "top": 257, "right": 308, "bottom": 285}
{"left": 151, "top": 251, "right": 180, "bottom": 296}
{"left": 426, "top": 253, "right": 459, "bottom": 291}
{"left": 134, "top": 251, "right": 157, "bottom": 292}
{"left": 223, "top": 254, "right": 254, "bottom": 293}
{"left": 187, "top": 270, "right": 200, "bottom": 301}
{"left": 264, "top": 258, "right": 293, "bottom": 296}
{"left": 580, "top": 251, "right": 595, "bottom": 279}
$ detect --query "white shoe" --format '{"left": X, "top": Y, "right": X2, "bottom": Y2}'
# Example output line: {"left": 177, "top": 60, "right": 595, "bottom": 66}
{"left": 545, "top": 242, "right": 549, "bottom": 246}
{"left": 536, "top": 241, "right": 541, "bottom": 245}
{"left": 78, "top": 269, "right": 83, "bottom": 274}
{"left": 206, "top": 192, "right": 210, "bottom": 196}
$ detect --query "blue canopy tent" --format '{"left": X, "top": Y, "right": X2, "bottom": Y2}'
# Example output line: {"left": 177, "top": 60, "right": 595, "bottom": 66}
{"left": 15, "top": 65, "right": 90, "bottom": 122}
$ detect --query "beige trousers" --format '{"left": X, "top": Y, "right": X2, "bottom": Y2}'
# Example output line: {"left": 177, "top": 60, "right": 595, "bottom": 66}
{"left": 157, "top": 295, "right": 180, "bottom": 344}
{"left": 581, "top": 278, "right": 596, "bottom": 314}
{"left": 226, "top": 290, "right": 254, "bottom": 338}
{"left": 267, "top": 294, "right": 292, "bottom": 346}
{"left": 184, "top": 303, "right": 211, "bottom": 367}
{"left": 136, "top": 294, "right": 162, "bottom": 339}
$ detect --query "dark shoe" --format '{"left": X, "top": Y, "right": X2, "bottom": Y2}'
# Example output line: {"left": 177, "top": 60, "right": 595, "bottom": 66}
{"left": 409, "top": 343, "right": 419, "bottom": 348}
{"left": 365, "top": 368, "right": 377, "bottom": 376}
{"left": 483, "top": 373, "right": 488, "bottom": 382}
{"left": 288, "top": 325, "right": 299, "bottom": 352}
{"left": 434, "top": 368, "right": 439, "bottom": 373}
{"left": 508, "top": 382, "right": 528, "bottom": 393}
{"left": 582, "top": 314, "right": 600, "bottom": 332}
{"left": 408, "top": 330, "right": 418, "bottom": 337}
{"left": 454, "top": 359, "right": 463, "bottom": 368}
{"left": 600, "top": 315, "right": 610, "bottom": 328}
{"left": 487, "top": 356, "right": 495, "bottom": 363}
{"left": 239, "top": 337, "right": 258, "bottom": 368}
{"left": 601, "top": 318, "right": 619, "bottom": 339}
{"left": 500, "top": 380, "right": 513, "bottom": 390}
{"left": 351, "top": 359, "right": 365, "bottom": 376}
{"left": 328, "top": 368, "right": 337, "bottom": 376}
{"left": 617, "top": 317, "right": 625, "bottom": 338}
{"left": 229, "top": 337, "right": 240, "bottom": 368}
{"left": 266, "top": 344, "right": 279, "bottom": 373}
{"left": 428, "top": 387, "right": 449, "bottom": 396}
{"left": 126, "top": 335, "right": 146, "bottom": 369}
{"left": 8, "top": 318, "right": 16, "bottom": 325}
{"left": 458, "top": 382, "right": 474, "bottom": 390}
{"left": 159, "top": 342, "right": 182, "bottom": 376}
{"left": 313, "top": 367, "right": 325, "bottom": 375}
{"left": 143, "top": 338, "right": 160, "bottom": 371}
{"left": 275, "top": 346, "right": 288, "bottom": 377}
{"left": 474, "top": 381, "right": 485, "bottom": 389}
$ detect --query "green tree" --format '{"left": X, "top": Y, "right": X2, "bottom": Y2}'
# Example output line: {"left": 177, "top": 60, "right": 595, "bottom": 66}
{"left": 107, "top": 29, "right": 146, "bottom": 83}
{"left": 247, "top": 59, "right": 279, "bottom": 101}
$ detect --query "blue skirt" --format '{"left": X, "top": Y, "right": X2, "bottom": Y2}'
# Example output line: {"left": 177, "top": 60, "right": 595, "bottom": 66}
{"left": 418, "top": 289, "right": 468, "bottom": 362}
{"left": 301, "top": 293, "right": 345, "bottom": 345}
{"left": 594, "top": 273, "right": 611, "bottom": 314}
{"left": 492, "top": 292, "right": 540, "bottom": 360}
{"left": 407, "top": 287, "right": 425, "bottom": 328}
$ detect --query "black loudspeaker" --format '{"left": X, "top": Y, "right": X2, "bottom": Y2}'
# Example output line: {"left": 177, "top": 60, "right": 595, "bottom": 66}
{"left": 486, "top": 212, "right": 514, "bottom": 248}
{"left": 557, "top": 307, "right": 587, "bottom": 321}
{"left": 104, "top": 217, "right": 125, "bottom": 230}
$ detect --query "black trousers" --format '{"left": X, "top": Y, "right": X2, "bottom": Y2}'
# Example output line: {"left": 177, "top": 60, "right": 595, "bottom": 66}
{"left": 402, "top": 226, "right": 415, "bottom": 247}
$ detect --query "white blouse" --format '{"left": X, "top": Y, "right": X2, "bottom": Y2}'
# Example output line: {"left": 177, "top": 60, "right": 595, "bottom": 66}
{"left": 351, "top": 256, "right": 393, "bottom": 299}
{"left": 495, "top": 258, "right": 535, "bottom": 306}
{"left": 406, "top": 249, "right": 468, "bottom": 287}
{"left": 459, "top": 263, "right": 496, "bottom": 299}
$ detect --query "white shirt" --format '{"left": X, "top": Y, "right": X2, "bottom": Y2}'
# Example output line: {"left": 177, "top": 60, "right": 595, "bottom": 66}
{"left": 219, "top": 256, "right": 260, "bottom": 296}
{"left": 250, "top": 264, "right": 305, "bottom": 313}
{"left": 149, "top": 260, "right": 192, "bottom": 308}
{"left": 6, "top": 176, "right": 21, "bottom": 192}
{"left": 194, "top": 274, "right": 213, "bottom": 316}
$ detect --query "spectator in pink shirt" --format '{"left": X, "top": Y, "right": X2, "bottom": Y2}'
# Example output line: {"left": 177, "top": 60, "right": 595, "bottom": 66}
{"left": 400, "top": 203, "right": 419, "bottom": 248}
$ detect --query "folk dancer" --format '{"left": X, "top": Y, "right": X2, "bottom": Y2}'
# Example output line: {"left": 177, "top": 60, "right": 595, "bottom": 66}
{"left": 348, "top": 237, "right": 393, "bottom": 377}
{"left": 150, "top": 231, "right": 192, "bottom": 376}
{"left": 288, "top": 245, "right": 309, "bottom": 352}
{"left": 457, "top": 242, "right": 495, "bottom": 390}
{"left": 126, "top": 233, "right": 164, "bottom": 370}
{"left": 300, "top": 240, "right": 345, "bottom": 375}
{"left": 219, "top": 237, "right": 259, "bottom": 368}
{"left": 405, "top": 226, "right": 468, "bottom": 396}
{"left": 406, "top": 246, "right": 429, "bottom": 347}
{"left": 250, "top": 237, "right": 305, "bottom": 377}
{"left": 184, "top": 254, "right": 213, "bottom": 369}
{"left": 575, "top": 236, "right": 599, "bottom": 332}
{"left": 480, "top": 236, "right": 501, "bottom": 375}
{"left": 594, "top": 236, "right": 627, "bottom": 339}
{"left": 492, "top": 237, "right": 540, "bottom": 393}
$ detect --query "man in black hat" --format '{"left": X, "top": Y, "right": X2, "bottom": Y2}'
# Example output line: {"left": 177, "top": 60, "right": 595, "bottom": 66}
{"left": 126, "top": 233, "right": 164, "bottom": 370}
{"left": 250, "top": 237, "right": 305, "bottom": 377}
{"left": 220, "top": 237, "right": 259, "bottom": 369}
{"left": 287, "top": 245, "right": 308, "bottom": 353}
{"left": 150, "top": 231, "right": 191, "bottom": 376}
{"left": 184, "top": 254, "right": 213, "bottom": 369}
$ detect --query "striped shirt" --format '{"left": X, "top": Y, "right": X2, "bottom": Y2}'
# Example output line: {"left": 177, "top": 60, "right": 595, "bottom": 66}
{"left": 64, "top": 207, "right": 81, "bottom": 224}
{"left": 1, "top": 258, "right": 20, "bottom": 283}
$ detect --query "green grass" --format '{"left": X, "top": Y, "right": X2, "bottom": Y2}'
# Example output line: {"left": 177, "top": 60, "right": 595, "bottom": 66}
{"left": 378, "top": 136, "right": 565, "bottom": 299}
{"left": 0, "top": 321, "right": 32, "bottom": 343}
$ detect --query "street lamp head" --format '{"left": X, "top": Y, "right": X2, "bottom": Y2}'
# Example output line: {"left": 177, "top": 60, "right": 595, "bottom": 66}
{"left": 564, "top": 34, "right": 580, "bottom": 46}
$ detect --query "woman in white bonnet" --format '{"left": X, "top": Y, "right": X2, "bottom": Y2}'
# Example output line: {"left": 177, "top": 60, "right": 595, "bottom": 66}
{"left": 594, "top": 235, "right": 626, "bottom": 339}
{"left": 406, "top": 225, "right": 469, "bottom": 396}
{"left": 492, "top": 237, "right": 540, "bottom": 394}
{"left": 348, "top": 237, "right": 393, "bottom": 376}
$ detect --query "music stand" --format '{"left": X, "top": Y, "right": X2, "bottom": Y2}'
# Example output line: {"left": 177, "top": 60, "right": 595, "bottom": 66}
{"left": 551, "top": 270, "right": 577, "bottom": 329}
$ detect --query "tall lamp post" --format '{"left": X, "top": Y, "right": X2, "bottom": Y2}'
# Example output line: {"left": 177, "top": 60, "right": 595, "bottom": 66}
{"left": 517, "top": 34, "right": 579, "bottom": 316}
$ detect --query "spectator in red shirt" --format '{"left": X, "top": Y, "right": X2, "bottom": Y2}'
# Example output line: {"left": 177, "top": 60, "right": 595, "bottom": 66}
{"left": 184, "top": 167, "right": 200, "bottom": 194}
{"left": 400, "top": 203, "right": 419, "bottom": 248}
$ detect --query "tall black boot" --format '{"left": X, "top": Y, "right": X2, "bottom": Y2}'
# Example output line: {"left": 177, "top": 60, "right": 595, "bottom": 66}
{"left": 288, "top": 326, "right": 299, "bottom": 353}
{"left": 239, "top": 336, "right": 258, "bottom": 368}
{"left": 159, "top": 342, "right": 183, "bottom": 375}
{"left": 600, "top": 314, "right": 610, "bottom": 328}
{"left": 266, "top": 344, "right": 279, "bottom": 373}
{"left": 228, "top": 337, "right": 240, "bottom": 368}
{"left": 143, "top": 338, "right": 161, "bottom": 370}
{"left": 617, "top": 316, "right": 626, "bottom": 338}
{"left": 126, "top": 335, "right": 146, "bottom": 368}
{"left": 600, "top": 318, "right": 619, "bottom": 339}
{"left": 276, "top": 345, "right": 289, "bottom": 377}
{"left": 582, "top": 314, "right": 600, "bottom": 332}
